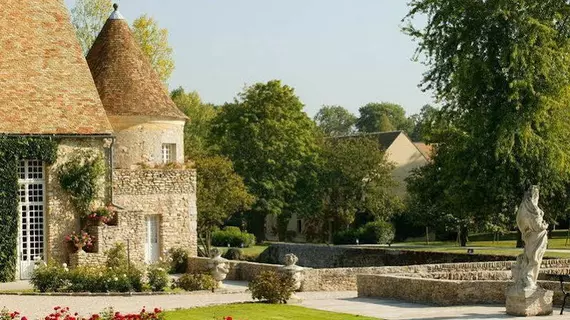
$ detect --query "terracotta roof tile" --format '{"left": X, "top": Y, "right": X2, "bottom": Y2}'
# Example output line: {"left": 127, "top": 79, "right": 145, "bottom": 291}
{"left": 0, "top": 0, "right": 113, "bottom": 135}
{"left": 86, "top": 10, "right": 187, "bottom": 120}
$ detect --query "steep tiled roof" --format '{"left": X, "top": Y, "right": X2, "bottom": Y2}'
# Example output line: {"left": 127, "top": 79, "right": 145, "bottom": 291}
{"left": 86, "top": 7, "right": 187, "bottom": 120}
{"left": 0, "top": 0, "right": 113, "bottom": 135}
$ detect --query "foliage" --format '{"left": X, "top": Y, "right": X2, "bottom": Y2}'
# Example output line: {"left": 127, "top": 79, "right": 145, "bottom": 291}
{"left": 147, "top": 264, "right": 169, "bottom": 292}
{"left": 71, "top": 0, "right": 112, "bottom": 55}
{"left": 333, "top": 220, "right": 395, "bottom": 245}
{"left": 313, "top": 137, "right": 401, "bottom": 235}
{"left": 0, "top": 137, "right": 58, "bottom": 282}
{"left": 132, "top": 14, "right": 175, "bottom": 83}
{"left": 172, "top": 273, "right": 217, "bottom": 291}
{"left": 87, "top": 205, "right": 116, "bottom": 225}
{"left": 314, "top": 105, "right": 357, "bottom": 137}
{"left": 58, "top": 152, "right": 105, "bottom": 215}
{"left": 222, "top": 248, "right": 243, "bottom": 261}
{"left": 210, "top": 80, "right": 321, "bottom": 239}
{"left": 403, "top": 0, "right": 570, "bottom": 244}
{"left": 211, "top": 227, "right": 256, "bottom": 248}
{"left": 195, "top": 155, "right": 255, "bottom": 256}
{"left": 167, "top": 247, "right": 189, "bottom": 274}
{"left": 105, "top": 243, "right": 128, "bottom": 270}
{"left": 2, "top": 306, "right": 164, "bottom": 320}
{"left": 64, "top": 230, "right": 95, "bottom": 251}
{"left": 408, "top": 105, "right": 442, "bottom": 143}
{"left": 356, "top": 102, "right": 413, "bottom": 133}
{"left": 171, "top": 88, "right": 219, "bottom": 159}
{"left": 249, "top": 271, "right": 295, "bottom": 304}
{"left": 30, "top": 261, "right": 67, "bottom": 293}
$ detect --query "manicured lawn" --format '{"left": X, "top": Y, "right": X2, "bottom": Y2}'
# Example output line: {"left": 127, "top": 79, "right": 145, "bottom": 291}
{"left": 165, "top": 304, "right": 380, "bottom": 320}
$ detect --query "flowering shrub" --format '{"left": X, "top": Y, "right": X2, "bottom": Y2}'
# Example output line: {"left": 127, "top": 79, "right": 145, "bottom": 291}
{"left": 172, "top": 273, "right": 217, "bottom": 291}
{"left": 249, "top": 271, "right": 295, "bottom": 304}
{"left": 147, "top": 264, "right": 169, "bottom": 292}
{"left": 29, "top": 261, "right": 67, "bottom": 292}
{"left": 86, "top": 205, "right": 116, "bottom": 225}
{"left": 1, "top": 306, "right": 164, "bottom": 320}
{"left": 65, "top": 230, "right": 95, "bottom": 251}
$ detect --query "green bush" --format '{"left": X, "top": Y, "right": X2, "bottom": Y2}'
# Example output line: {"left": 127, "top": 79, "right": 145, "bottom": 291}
{"left": 249, "top": 271, "right": 295, "bottom": 304}
{"left": 147, "top": 264, "right": 169, "bottom": 292}
{"left": 173, "top": 273, "right": 217, "bottom": 291}
{"left": 360, "top": 220, "right": 395, "bottom": 245}
{"left": 333, "top": 221, "right": 395, "bottom": 245}
{"left": 105, "top": 243, "right": 128, "bottom": 269}
{"left": 212, "top": 227, "right": 256, "bottom": 248}
{"left": 30, "top": 262, "right": 66, "bottom": 292}
{"left": 222, "top": 248, "right": 243, "bottom": 260}
{"left": 168, "top": 247, "right": 189, "bottom": 274}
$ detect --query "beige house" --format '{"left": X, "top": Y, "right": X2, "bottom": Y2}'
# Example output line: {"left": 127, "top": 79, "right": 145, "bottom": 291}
{"left": 0, "top": 1, "right": 197, "bottom": 281}
{"left": 265, "top": 131, "right": 429, "bottom": 241}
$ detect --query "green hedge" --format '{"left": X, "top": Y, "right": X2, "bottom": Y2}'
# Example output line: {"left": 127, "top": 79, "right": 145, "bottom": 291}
{"left": 0, "top": 137, "right": 58, "bottom": 282}
{"left": 212, "top": 226, "right": 256, "bottom": 248}
{"left": 333, "top": 220, "right": 395, "bottom": 245}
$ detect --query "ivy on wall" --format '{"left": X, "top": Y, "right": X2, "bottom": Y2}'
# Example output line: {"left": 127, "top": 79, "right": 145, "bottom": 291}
{"left": 58, "top": 151, "right": 104, "bottom": 216}
{"left": 0, "top": 137, "right": 58, "bottom": 282}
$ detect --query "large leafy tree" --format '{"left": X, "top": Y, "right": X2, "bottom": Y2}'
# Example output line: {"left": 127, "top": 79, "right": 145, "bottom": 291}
{"left": 196, "top": 156, "right": 255, "bottom": 256}
{"left": 171, "top": 88, "right": 218, "bottom": 159}
{"left": 356, "top": 102, "right": 414, "bottom": 133}
{"left": 71, "top": 1, "right": 174, "bottom": 82}
{"left": 314, "top": 105, "right": 357, "bottom": 137}
{"left": 404, "top": 0, "right": 570, "bottom": 244}
{"left": 408, "top": 105, "right": 442, "bottom": 142}
{"left": 210, "top": 80, "right": 321, "bottom": 239}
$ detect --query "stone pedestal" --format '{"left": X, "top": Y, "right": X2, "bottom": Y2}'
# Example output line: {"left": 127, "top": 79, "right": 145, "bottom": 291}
{"left": 506, "top": 285, "right": 553, "bottom": 317}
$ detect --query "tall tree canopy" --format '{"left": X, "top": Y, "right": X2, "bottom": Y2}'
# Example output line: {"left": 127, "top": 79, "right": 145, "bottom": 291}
{"left": 356, "top": 102, "right": 413, "bottom": 133}
{"left": 71, "top": 1, "right": 174, "bottom": 82}
{"left": 404, "top": 0, "right": 570, "bottom": 244}
{"left": 171, "top": 88, "right": 218, "bottom": 159}
{"left": 210, "top": 80, "right": 321, "bottom": 239}
{"left": 408, "top": 105, "right": 443, "bottom": 142}
{"left": 314, "top": 105, "right": 357, "bottom": 137}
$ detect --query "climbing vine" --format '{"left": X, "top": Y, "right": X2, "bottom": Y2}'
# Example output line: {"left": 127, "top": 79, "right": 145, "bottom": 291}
{"left": 0, "top": 137, "right": 58, "bottom": 282}
{"left": 58, "top": 151, "right": 105, "bottom": 216}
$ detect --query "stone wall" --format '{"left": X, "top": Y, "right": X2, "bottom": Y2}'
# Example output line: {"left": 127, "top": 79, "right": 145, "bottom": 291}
{"left": 187, "top": 257, "right": 283, "bottom": 282}
{"left": 46, "top": 138, "right": 110, "bottom": 264}
{"left": 259, "top": 243, "right": 516, "bottom": 268}
{"left": 112, "top": 169, "right": 197, "bottom": 259}
{"left": 357, "top": 274, "right": 570, "bottom": 307}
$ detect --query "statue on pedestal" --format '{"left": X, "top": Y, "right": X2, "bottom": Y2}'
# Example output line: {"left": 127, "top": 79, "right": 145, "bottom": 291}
{"left": 279, "top": 253, "right": 304, "bottom": 302}
{"left": 208, "top": 248, "right": 230, "bottom": 289}
{"left": 506, "top": 185, "right": 553, "bottom": 316}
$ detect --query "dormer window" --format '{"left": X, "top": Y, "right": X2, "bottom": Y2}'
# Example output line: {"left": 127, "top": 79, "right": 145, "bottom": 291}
{"left": 161, "top": 143, "right": 176, "bottom": 164}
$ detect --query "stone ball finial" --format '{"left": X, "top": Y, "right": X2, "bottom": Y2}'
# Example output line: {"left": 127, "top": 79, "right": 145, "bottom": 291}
{"left": 113, "top": 3, "right": 119, "bottom": 11}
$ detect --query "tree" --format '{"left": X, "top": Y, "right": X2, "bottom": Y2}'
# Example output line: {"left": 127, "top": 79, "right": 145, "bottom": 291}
{"left": 316, "top": 137, "right": 401, "bottom": 236}
{"left": 210, "top": 80, "right": 321, "bottom": 239}
{"left": 356, "top": 102, "right": 413, "bottom": 133}
{"left": 408, "top": 105, "right": 442, "bottom": 142}
{"left": 71, "top": 0, "right": 112, "bottom": 55}
{"left": 314, "top": 105, "right": 357, "bottom": 137}
{"left": 71, "top": 1, "right": 174, "bottom": 82}
{"left": 132, "top": 14, "right": 175, "bottom": 83}
{"left": 171, "top": 88, "right": 218, "bottom": 159}
{"left": 196, "top": 156, "right": 255, "bottom": 257}
{"left": 404, "top": 0, "right": 570, "bottom": 245}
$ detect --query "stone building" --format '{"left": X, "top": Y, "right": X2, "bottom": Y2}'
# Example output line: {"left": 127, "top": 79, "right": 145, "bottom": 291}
{"left": 0, "top": 0, "right": 197, "bottom": 281}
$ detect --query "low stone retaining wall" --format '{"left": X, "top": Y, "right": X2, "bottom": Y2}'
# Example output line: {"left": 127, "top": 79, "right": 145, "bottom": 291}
{"left": 259, "top": 243, "right": 517, "bottom": 268}
{"left": 357, "top": 273, "right": 570, "bottom": 306}
{"left": 187, "top": 257, "right": 283, "bottom": 282}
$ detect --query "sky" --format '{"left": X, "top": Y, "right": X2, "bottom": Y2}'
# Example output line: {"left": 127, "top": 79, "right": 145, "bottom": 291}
{"left": 64, "top": 0, "right": 433, "bottom": 117}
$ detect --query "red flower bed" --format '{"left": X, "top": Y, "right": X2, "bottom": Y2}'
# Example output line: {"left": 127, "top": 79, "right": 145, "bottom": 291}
{"left": 1, "top": 306, "right": 164, "bottom": 320}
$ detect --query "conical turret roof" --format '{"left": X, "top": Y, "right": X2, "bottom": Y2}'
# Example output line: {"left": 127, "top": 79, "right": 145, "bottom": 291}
{"left": 86, "top": 6, "right": 187, "bottom": 120}
{"left": 0, "top": 0, "right": 113, "bottom": 135}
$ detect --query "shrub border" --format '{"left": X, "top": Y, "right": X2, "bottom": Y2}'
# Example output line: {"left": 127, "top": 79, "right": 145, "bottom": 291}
{"left": 0, "top": 137, "right": 58, "bottom": 282}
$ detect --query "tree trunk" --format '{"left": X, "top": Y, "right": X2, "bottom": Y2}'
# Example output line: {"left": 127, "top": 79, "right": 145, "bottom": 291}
{"left": 459, "top": 225, "right": 468, "bottom": 247}
{"left": 516, "top": 229, "right": 524, "bottom": 248}
{"left": 425, "top": 226, "right": 430, "bottom": 245}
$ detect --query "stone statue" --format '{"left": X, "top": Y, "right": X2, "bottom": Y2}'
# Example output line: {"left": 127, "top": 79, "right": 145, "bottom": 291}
{"left": 279, "top": 254, "right": 304, "bottom": 296}
{"left": 208, "top": 248, "right": 230, "bottom": 288}
{"left": 506, "top": 185, "right": 553, "bottom": 316}
{"left": 513, "top": 185, "right": 548, "bottom": 290}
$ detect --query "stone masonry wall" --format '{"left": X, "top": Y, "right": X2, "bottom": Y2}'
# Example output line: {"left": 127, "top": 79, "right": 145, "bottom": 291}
{"left": 112, "top": 169, "right": 197, "bottom": 260}
{"left": 46, "top": 138, "right": 110, "bottom": 265}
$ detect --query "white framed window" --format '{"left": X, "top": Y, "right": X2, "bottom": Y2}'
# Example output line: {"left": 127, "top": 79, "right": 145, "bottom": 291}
{"left": 161, "top": 143, "right": 176, "bottom": 164}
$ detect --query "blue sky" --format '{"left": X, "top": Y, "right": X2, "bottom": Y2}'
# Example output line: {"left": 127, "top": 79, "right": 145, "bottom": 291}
{"left": 64, "top": 0, "right": 432, "bottom": 117}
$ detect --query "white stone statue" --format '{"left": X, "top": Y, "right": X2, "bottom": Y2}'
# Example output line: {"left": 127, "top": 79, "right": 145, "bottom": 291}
{"left": 208, "top": 248, "right": 229, "bottom": 288}
{"left": 506, "top": 185, "right": 553, "bottom": 316}
{"left": 279, "top": 253, "right": 304, "bottom": 293}
{"left": 513, "top": 185, "right": 548, "bottom": 290}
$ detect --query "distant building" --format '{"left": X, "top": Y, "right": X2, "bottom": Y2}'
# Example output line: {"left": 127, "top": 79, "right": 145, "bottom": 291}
{"left": 0, "top": 1, "right": 196, "bottom": 281}
{"left": 265, "top": 131, "right": 430, "bottom": 242}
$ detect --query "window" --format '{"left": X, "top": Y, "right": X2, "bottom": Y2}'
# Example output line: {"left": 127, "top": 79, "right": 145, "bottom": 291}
{"left": 161, "top": 144, "right": 176, "bottom": 164}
